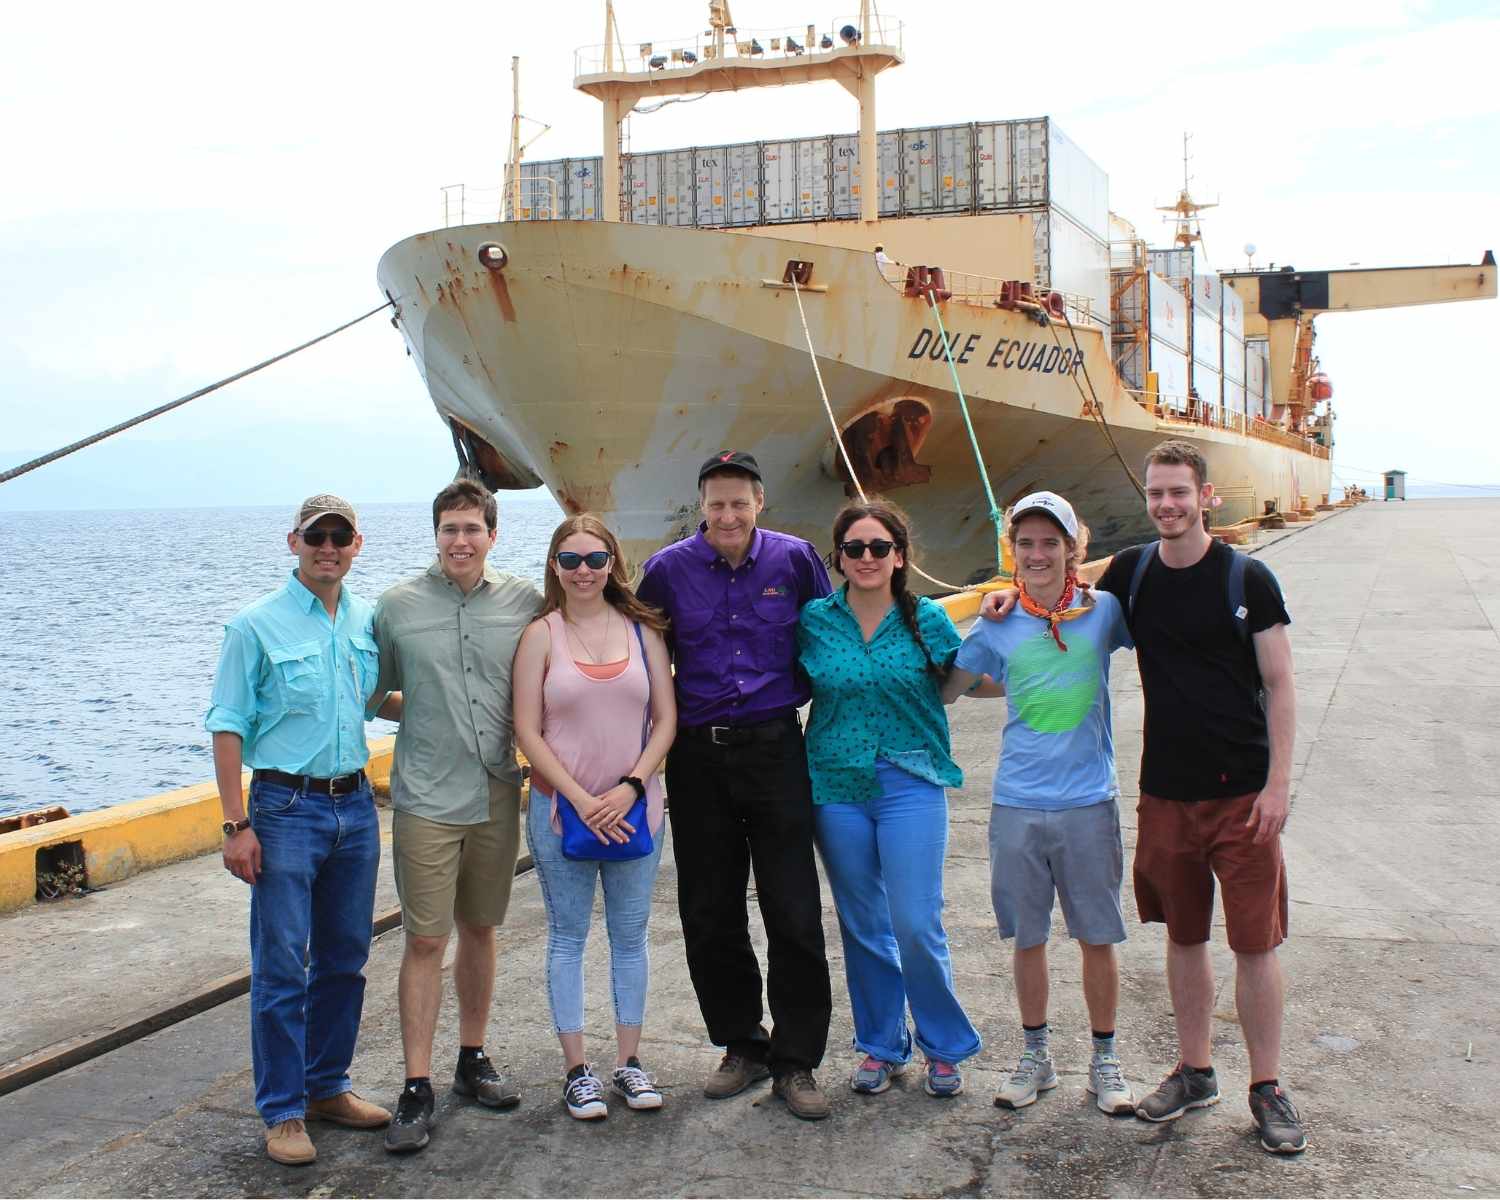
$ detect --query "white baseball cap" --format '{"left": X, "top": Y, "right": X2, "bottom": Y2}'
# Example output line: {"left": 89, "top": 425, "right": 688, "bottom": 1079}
{"left": 1009, "top": 490, "right": 1079, "bottom": 538}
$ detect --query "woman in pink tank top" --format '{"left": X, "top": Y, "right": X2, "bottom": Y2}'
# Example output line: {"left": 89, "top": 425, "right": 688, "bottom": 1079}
{"left": 513, "top": 514, "right": 675, "bottom": 1120}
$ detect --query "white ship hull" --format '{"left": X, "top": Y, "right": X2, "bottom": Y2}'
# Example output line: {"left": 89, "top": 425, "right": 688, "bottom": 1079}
{"left": 377, "top": 219, "right": 1330, "bottom": 584}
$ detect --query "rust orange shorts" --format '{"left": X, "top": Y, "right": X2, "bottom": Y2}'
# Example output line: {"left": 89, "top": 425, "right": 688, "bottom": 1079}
{"left": 1133, "top": 790, "right": 1288, "bottom": 953}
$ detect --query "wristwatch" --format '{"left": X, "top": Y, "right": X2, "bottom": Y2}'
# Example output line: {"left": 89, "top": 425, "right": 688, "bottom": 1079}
{"left": 618, "top": 776, "right": 647, "bottom": 802}
{"left": 222, "top": 818, "right": 251, "bottom": 837}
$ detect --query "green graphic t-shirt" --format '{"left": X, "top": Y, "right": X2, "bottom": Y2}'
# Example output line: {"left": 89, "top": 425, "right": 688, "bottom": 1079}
{"left": 955, "top": 590, "right": 1131, "bottom": 810}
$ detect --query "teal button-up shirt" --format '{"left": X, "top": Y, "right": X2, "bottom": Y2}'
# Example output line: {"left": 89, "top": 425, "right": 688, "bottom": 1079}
{"left": 797, "top": 588, "right": 963, "bottom": 805}
{"left": 204, "top": 572, "right": 380, "bottom": 777}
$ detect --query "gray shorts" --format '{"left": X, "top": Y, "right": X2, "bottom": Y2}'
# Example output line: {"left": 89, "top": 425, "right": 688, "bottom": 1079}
{"left": 988, "top": 799, "right": 1126, "bottom": 949}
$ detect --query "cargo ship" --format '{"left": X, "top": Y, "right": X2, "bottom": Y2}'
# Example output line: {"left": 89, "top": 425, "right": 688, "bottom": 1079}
{"left": 376, "top": 1, "right": 1495, "bottom": 584}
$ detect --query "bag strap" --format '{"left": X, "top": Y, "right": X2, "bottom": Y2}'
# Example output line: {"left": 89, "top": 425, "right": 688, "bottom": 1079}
{"left": 1226, "top": 549, "right": 1251, "bottom": 647}
{"left": 1126, "top": 541, "right": 1158, "bottom": 628}
{"left": 634, "top": 621, "right": 651, "bottom": 751}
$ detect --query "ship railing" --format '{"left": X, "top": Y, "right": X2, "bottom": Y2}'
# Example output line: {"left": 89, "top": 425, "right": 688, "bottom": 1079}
{"left": 877, "top": 262, "right": 1103, "bottom": 329}
{"left": 573, "top": 14, "right": 903, "bottom": 78}
{"left": 1135, "top": 391, "right": 1329, "bottom": 458}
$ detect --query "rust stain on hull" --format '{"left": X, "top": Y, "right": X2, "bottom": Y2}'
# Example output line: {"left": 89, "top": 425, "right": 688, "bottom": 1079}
{"left": 488, "top": 271, "right": 517, "bottom": 323}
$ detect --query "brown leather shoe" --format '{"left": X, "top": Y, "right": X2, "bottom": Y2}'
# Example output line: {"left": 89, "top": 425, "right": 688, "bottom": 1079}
{"left": 773, "top": 1070, "right": 831, "bottom": 1121}
{"left": 306, "top": 1091, "right": 392, "bottom": 1129}
{"left": 264, "top": 1118, "right": 316, "bottom": 1165}
{"left": 703, "top": 1052, "right": 772, "bottom": 1099}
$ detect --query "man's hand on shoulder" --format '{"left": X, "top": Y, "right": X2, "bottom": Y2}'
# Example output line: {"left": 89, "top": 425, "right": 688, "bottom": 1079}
{"left": 980, "top": 588, "right": 1019, "bottom": 621}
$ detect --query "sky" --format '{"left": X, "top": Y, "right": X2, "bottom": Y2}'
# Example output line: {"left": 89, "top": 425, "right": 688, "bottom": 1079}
{"left": 2, "top": 0, "right": 1497, "bottom": 512}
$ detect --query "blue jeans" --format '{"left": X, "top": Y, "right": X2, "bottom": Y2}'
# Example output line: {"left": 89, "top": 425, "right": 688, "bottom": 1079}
{"left": 248, "top": 778, "right": 380, "bottom": 1126}
{"left": 814, "top": 761, "right": 981, "bottom": 1065}
{"left": 526, "top": 789, "right": 664, "bottom": 1034}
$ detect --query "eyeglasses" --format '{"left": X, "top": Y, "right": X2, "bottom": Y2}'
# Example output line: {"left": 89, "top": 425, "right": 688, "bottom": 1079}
{"left": 839, "top": 539, "right": 895, "bottom": 560}
{"left": 555, "top": 550, "right": 612, "bottom": 570}
{"left": 298, "top": 527, "right": 355, "bottom": 547}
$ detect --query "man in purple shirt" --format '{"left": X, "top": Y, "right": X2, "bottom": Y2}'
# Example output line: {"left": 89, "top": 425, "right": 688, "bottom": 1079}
{"left": 636, "top": 451, "right": 835, "bottom": 1120}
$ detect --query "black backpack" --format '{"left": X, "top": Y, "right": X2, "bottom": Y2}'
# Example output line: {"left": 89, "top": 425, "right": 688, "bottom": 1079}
{"left": 1126, "top": 541, "right": 1252, "bottom": 647}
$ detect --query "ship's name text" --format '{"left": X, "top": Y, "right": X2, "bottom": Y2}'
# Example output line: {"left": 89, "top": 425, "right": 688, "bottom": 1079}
{"left": 907, "top": 328, "right": 1084, "bottom": 376}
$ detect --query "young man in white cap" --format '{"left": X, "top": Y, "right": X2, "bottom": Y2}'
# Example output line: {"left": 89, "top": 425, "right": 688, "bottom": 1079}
{"left": 943, "top": 491, "right": 1138, "bottom": 1117}
{"left": 207, "top": 494, "right": 391, "bottom": 1165}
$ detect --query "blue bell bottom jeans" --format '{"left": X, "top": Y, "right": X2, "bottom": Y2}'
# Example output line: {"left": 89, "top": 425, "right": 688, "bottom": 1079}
{"left": 248, "top": 777, "right": 380, "bottom": 1126}
{"left": 813, "top": 761, "right": 981, "bottom": 1066}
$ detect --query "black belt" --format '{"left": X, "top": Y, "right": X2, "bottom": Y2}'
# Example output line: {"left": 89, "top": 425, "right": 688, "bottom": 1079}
{"left": 252, "top": 769, "right": 368, "bottom": 796}
{"left": 679, "top": 714, "right": 800, "bottom": 747}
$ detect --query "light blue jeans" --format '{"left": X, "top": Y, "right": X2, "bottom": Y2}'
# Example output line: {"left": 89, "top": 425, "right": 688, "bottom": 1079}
{"left": 814, "top": 761, "right": 981, "bottom": 1065}
{"left": 525, "top": 789, "right": 665, "bottom": 1034}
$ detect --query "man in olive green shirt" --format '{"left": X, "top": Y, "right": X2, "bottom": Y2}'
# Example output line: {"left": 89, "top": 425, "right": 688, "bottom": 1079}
{"left": 371, "top": 480, "right": 543, "bottom": 1153}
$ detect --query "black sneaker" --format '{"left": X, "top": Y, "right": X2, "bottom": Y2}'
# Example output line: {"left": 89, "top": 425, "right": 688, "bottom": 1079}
{"left": 1250, "top": 1084, "right": 1308, "bottom": 1154}
{"left": 1135, "top": 1065, "right": 1221, "bottom": 1122}
{"left": 384, "top": 1085, "right": 434, "bottom": 1154}
{"left": 453, "top": 1052, "right": 520, "bottom": 1109}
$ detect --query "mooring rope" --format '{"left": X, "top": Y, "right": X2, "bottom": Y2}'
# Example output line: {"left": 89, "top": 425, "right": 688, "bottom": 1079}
{"left": 0, "top": 300, "right": 395, "bottom": 486}
{"left": 789, "top": 275, "right": 978, "bottom": 592}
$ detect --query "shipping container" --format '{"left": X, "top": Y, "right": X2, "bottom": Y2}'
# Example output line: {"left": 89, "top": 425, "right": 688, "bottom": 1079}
{"left": 1223, "top": 332, "right": 1245, "bottom": 385}
{"left": 1033, "top": 207, "right": 1109, "bottom": 327}
{"left": 564, "top": 157, "right": 601, "bottom": 220}
{"left": 1222, "top": 283, "right": 1245, "bottom": 341}
{"left": 1193, "top": 360, "right": 1223, "bottom": 410}
{"left": 1149, "top": 247, "right": 1194, "bottom": 286}
{"left": 1148, "top": 273, "right": 1189, "bottom": 353}
{"left": 516, "top": 157, "right": 568, "bottom": 219}
{"left": 1193, "top": 273, "right": 1223, "bottom": 314}
{"left": 626, "top": 149, "right": 697, "bottom": 226}
{"left": 1224, "top": 378, "right": 1247, "bottom": 416}
{"left": 763, "top": 137, "right": 830, "bottom": 222}
{"left": 902, "top": 124, "right": 973, "bottom": 214}
{"left": 1046, "top": 120, "right": 1109, "bottom": 241}
{"left": 973, "top": 121, "right": 1012, "bottom": 209}
{"left": 1192, "top": 305, "right": 1221, "bottom": 372}
{"left": 694, "top": 142, "right": 762, "bottom": 227}
{"left": 830, "top": 131, "right": 901, "bottom": 218}
{"left": 1150, "top": 339, "right": 1190, "bottom": 409}
{"left": 1246, "top": 338, "right": 1270, "bottom": 398}
{"left": 1011, "top": 117, "right": 1048, "bottom": 206}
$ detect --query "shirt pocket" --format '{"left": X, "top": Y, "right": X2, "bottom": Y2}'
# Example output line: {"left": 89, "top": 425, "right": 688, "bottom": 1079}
{"left": 749, "top": 591, "right": 799, "bottom": 670}
{"left": 266, "top": 639, "right": 325, "bottom": 716}
{"left": 672, "top": 602, "right": 723, "bottom": 664}
{"left": 348, "top": 632, "right": 380, "bottom": 700}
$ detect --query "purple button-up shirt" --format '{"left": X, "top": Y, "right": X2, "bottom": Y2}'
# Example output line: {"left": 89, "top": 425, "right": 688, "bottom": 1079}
{"left": 637, "top": 524, "right": 833, "bottom": 727}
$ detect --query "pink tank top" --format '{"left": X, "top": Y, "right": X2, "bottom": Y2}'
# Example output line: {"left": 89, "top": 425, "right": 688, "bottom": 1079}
{"left": 534, "top": 610, "right": 665, "bottom": 836}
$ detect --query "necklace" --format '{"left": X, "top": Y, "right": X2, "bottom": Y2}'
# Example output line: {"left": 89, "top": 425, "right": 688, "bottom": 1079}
{"left": 565, "top": 609, "right": 615, "bottom": 663}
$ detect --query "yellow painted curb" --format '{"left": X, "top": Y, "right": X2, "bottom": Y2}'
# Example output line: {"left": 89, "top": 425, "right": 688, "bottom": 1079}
{"left": 0, "top": 736, "right": 396, "bottom": 915}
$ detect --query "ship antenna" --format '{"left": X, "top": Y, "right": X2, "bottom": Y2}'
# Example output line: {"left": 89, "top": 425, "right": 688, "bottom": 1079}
{"left": 505, "top": 57, "right": 553, "bottom": 219}
{"left": 1157, "top": 130, "right": 1217, "bottom": 255}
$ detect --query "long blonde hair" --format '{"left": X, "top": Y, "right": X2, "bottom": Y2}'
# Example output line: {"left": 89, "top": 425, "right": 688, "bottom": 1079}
{"left": 541, "top": 513, "right": 669, "bottom": 633}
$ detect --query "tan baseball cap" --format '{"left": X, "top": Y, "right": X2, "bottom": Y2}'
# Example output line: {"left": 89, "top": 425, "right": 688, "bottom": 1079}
{"left": 293, "top": 493, "right": 358, "bottom": 532}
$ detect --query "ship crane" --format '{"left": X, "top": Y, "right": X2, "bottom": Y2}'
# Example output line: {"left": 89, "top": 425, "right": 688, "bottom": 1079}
{"left": 1222, "top": 254, "right": 1496, "bottom": 435}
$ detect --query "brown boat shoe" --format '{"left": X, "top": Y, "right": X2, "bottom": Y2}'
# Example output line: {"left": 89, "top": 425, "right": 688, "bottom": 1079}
{"left": 264, "top": 1118, "right": 316, "bottom": 1165}
{"left": 773, "top": 1069, "right": 832, "bottom": 1121}
{"left": 703, "top": 1052, "right": 772, "bottom": 1099}
{"left": 306, "top": 1090, "right": 392, "bottom": 1128}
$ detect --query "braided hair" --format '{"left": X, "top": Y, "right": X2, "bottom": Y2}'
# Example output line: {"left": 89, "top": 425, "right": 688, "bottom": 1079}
{"left": 831, "top": 498, "right": 946, "bottom": 682}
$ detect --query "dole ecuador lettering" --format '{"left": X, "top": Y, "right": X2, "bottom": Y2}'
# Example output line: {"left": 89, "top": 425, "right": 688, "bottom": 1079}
{"left": 908, "top": 328, "right": 1084, "bottom": 376}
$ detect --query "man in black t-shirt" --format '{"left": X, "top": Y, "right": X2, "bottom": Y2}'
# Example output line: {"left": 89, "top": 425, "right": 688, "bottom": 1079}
{"left": 981, "top": 441, "right": 1308, "bottom": 1155}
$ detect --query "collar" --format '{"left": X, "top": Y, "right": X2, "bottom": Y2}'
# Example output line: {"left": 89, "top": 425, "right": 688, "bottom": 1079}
{"left": 692, "top": 523, "right": 763, "bottom": 567}
{"left": 831, "top": 583, "right": 898, "bottom": 630}
{"left": 427, "top": 559, "right": 498, "bottom": 591}
{"left": 287, "top": 570, "right": 345, "bottom": 616}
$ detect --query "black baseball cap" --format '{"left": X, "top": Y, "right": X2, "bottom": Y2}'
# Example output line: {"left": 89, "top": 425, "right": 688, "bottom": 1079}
{"left": 698, "top": 450, "right": 763, "bottom": 484}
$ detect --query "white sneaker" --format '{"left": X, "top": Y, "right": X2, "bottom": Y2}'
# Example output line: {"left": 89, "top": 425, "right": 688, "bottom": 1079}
{"left": 610, "top": 1059, "right": 664, "bottom": 1110}
{"left": 1086, "top": 1051, "right": 1136, "bottom": 1115}
{"left": 994, "top": 1049, "right": 1058, "bottom": 1109}
{"left": 563, "top": 1066, "right": 607, "bottom": 1120}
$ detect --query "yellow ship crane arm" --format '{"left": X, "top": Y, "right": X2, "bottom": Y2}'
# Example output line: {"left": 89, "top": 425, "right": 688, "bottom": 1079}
{"left": 1224, "top": 252, "right": 1495, "bottom": 431}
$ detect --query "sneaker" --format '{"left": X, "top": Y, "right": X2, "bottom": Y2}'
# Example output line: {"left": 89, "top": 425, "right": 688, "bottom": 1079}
{"left": 611, "top": 1058, "right": 664, "bottom": 1110}
{"left": 924, "top": 1060, "right": 964, "bottom": 1099}
{"left": 1086, "top": 1052, "right": 1136, "bottom": 1115}
{"left": 563, "top": 1065, "right": 608, "bottom": 1120}
{"left": 994, "top": 1049, "right": 1058, "bottom": 1109}
{"left": 772, "top": 1069, "right": 831, "bottom": 1121}
{"left": 1135, "top": 1064, "right": 1221, "bottom": 1122}
{"left": 703, "top": 1052, "right": 771, "bottom": 1099}
{"left": 850, "top": 1055, "right": 906, "bottom": 1095}
{"left": 383, "top": 1086, "right": 435, "bottom": 1154}
{"left": 453, "top": 1051, "right": 521, "bottom": 1109}
{"left": 306, "top": 1090, "right": 391, "bottom": 1128}
{"left": 1250, "top": 1084, "right": 1308, "bottom": 1154}
{"left": 264, "top": 1118, "right": 316, "bottom": 1165}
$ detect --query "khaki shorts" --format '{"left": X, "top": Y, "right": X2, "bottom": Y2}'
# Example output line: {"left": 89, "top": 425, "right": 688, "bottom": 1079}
{"left": 1133, "top": 790, "right": 1288, "bottom": 953}
{"left": 393, "top": 776, "right": 522, "bottom": 938}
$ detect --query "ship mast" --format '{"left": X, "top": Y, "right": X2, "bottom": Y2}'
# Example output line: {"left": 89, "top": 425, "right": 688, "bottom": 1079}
{"left": 577, "top": 1, "right": 903, "bottom": 225}
{"left": 1157, "top": 132, "right": 1217, "bottom": 252}
{"left": 504, "top": 58, "right": 552, "bottom": 219}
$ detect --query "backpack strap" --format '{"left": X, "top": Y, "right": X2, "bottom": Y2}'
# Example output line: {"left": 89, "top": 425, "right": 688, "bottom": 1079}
{"left": 1226, "top": 550, "right": 1251, "bottom": 647}
{"left": 1126, "top": 541, "right": 1159, "bottom": 627}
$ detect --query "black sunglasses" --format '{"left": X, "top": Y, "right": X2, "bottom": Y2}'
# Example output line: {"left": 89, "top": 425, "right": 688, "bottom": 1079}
{"left": 839, "top": 538, "right": 895, "bottom": 560}
{"left": 555, "top": 550, "right": 612, "bottom": 570}
{"left": 298, "top": 527, "right": 355, "bottom": 547}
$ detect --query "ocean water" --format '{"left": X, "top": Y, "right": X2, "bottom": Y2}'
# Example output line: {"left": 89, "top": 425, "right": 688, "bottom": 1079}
{"left": 0, "top": 492, "right": 563, "bottom": 818}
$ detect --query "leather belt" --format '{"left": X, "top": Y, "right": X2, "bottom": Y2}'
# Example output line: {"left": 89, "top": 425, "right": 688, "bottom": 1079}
{"left": 679, "top": 714, "right": 800, "bottom": 747}
{"left": 252, "top": 768, "right": 368, "bottom": 796}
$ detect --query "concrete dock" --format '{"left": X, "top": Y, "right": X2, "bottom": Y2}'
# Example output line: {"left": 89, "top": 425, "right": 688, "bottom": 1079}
{"left": 1, "top": 498, "right": 1497, "bottom": 1198}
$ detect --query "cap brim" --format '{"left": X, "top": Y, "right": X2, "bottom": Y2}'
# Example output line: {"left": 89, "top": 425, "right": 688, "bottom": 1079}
{"left": 297, "top": 510, "right": 357, "bottom": 532}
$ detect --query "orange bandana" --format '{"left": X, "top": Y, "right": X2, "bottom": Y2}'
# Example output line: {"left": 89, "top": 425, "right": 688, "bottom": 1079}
{"left": 1017, "top": 575, "right": 1089, "bottom": 651}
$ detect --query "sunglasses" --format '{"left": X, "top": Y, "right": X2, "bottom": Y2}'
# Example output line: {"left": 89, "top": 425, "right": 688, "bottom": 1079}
{"left": 298, "top": 527, "right": 355, "bottom": 547}
{"left": 839, "top": 539, "right": 895, "bottom": 560}
{"left": 555, "top": 550, "right": 612, "bottom": 570}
